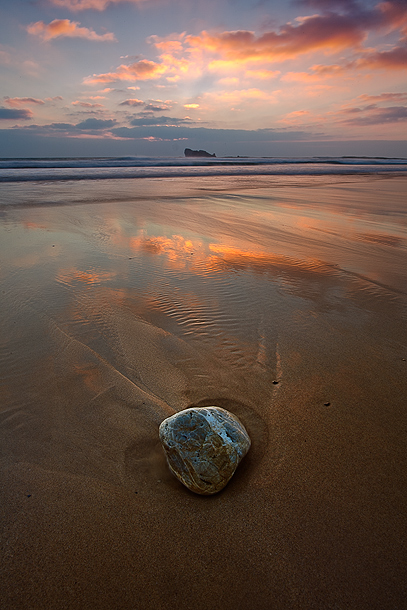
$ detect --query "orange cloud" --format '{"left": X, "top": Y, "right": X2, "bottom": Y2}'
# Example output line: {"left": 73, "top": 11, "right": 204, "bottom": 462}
{"left": 4, "top": 97, "right": 45, "bottom": 107}
{"left": 283, "top": 110, "right": 310, "bottom": 118}
{"left": 179, "top": 3, "right": 407, "bottom": 70}
{"left": 207, "top": 88, "right": 273, "bottom": 105}
{"left": 73, "top": 2, "right": 407, "bottom": 98}
{"left": 72, "top": 100, "right": 104, "bottom": 107}
{"left": 244, "top": 69, "right": 281, "bottom": 80}
{"left": 26, "top": 19, "right": 116, "bottom": 42}
{"left": 83, "top": 59, "right": 166, "bottom": 84}
{"left": 281, "top": 71, "right": 323, "bottom": 83}
{"left": 278, "top": 109, "right": 314, "bottom": 127}
{"left": 186, "top": 16, "right": 365, "bottom": 64}
{"left": 218, "top": 77, "right": 240, "bottom": 86}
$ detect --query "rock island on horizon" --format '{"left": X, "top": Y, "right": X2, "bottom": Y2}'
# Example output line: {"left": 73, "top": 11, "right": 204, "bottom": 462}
{"left": 184, "top": 148, "right": 216, "bottom": 158}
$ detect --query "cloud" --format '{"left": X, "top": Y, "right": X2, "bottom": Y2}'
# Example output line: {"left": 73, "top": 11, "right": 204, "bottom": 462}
{"left": 48, "top": 0, "right": 151, "bottom": 10}
{"left": 205, "top": 88, "right": 274, "bottom": 106}
{"left": 119, "top": 98, "right": 145, "bottom": 106}
{"left": 83, "top": 59, "right": 166, "bottom": 84}
{"left": 79, "top": 1, "right": 407, "bottom": 93}
{"left": 26, "top": 19, "right": 116, "bottom": 42}
{"left": 0, "top": 49, "right": 11, "bottom": 65}
{"left": 0, "top": 107, "right": 33, "bottom": 120}
{"left": 296, "top": 0, "right": 407, "bottom": 27}
{"left": 129, "top": 115, "right": 192, "bottom": 126}
{"left": 143, "top": 102, "right": 171, "bottom": 111}
{"left": 71, "top": 100, "right": 105, "bottom": 107}
{"left": 339, "top": 105, "right": 407, "bottom": 125}
{"left": 75, "top": 118, "right": 117, "bottom": 129}
{"left": 14, "top": 120, "right": 119, "bottom": 134}
{"left": 111, "top": 124, "right": 322, "bottom": 143}
{"left": 45, "top": 122, "right": 79, "bottom": 131}
{"left": 295, "top": 0, "right": 358, "bottom": 6}
{"left": 244, "top": 69, "right": 281, "bottom": 80}
{"left": 185, "top": 0, "right": 407, "bottom": 65}
{"left": 356, "top": 43, "right": 407, "bottom": 70}
{"left": 185, "top": 18, "right": 366, "bottom": 64}
{"left": 308, "top": 42, "right": 407, "bottom": 75}
{"left": 4, "top": 97, "right": 45, "bottom": 107}
{"left": 357, "top": 92, "right": 407, "bottom": 103}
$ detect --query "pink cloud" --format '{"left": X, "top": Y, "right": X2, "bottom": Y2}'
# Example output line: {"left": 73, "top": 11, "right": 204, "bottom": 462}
{"left": 83, "top": 59, "right": 167, "bottom": 84}
{"left": 118, "top": 98, "right": 144, "bottom": 106}
{"left": 4, "top": 97, "right": 45, "bottom": 107}
{"left": 26, "top": 19, "right": 116, "bottom": 42}
{"left": 48, "top": 0, "right": 152, "bottom": 10}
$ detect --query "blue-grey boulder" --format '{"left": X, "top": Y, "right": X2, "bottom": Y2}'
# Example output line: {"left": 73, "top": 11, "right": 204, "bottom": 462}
{"left": 159, "top": 406, "right": 251, "bottom": 495}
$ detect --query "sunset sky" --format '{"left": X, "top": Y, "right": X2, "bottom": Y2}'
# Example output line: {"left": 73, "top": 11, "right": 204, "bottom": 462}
{"left": 0, "top": 0, "right": 406, "bottom": 157}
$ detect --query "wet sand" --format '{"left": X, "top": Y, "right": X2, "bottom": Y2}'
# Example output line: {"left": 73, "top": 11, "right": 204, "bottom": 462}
{"left": 1, "top": 174, "right": 406, "bottom": 609}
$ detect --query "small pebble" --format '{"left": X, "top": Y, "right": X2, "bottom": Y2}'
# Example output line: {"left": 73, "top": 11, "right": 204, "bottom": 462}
{"left": 272, "top": 380, "right": 279, "bottom": 385}
{"left": 324, "top": 402, "right": 331, "bottom": 407}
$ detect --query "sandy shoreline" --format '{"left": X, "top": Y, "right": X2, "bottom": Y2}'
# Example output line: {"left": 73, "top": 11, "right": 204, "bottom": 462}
{"left": 1, "top": 175, "right": 406, "bottom": 609}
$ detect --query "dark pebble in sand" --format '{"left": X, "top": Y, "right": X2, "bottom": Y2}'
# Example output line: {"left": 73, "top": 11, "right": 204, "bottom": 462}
{"left": 26, "top": 494, "right": 31, "bottom": 498}
{"left": 272, "top": 380, "right": 279, "bottom": 385}
{"left": 324, "top": 402, "right": 331, "bottom": 407}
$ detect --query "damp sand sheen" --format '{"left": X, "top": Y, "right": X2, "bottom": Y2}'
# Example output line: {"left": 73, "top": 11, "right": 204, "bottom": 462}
{"left": 0, "top": 170, "right": 406, "bottom": 609}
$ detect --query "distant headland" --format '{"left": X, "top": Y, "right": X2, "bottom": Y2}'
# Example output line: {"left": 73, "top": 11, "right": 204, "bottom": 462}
{"left": 184, "top": 148, "right": 216, "bottom": 158}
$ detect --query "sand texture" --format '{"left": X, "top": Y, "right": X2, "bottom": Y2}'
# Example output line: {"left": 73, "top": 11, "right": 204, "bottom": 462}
{"left": 1, "top": 174, "right": 406, "bottom": 609}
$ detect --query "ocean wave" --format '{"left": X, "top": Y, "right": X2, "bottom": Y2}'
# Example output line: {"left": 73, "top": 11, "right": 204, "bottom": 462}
{"left": 0, "top": 156, "right": 406, "bottom": 182}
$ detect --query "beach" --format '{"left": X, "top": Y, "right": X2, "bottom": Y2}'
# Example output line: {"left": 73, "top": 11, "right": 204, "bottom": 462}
{"left": 1, "top": 171, "right": 406, "bottom": 609}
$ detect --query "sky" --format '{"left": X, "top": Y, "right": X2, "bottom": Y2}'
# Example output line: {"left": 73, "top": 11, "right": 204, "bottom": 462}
{"left": 0, "top": 0, "right": 406, "bottom": 157}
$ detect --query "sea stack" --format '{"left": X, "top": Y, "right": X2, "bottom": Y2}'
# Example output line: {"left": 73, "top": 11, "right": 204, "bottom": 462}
{"left": 159, "top": 406, "right": 251, "bottom": 495}
{"left": 184, "top": 148, "right": 216, "bottom": 158}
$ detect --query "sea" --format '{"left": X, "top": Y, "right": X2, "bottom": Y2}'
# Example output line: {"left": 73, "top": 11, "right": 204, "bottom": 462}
{"left": 0, "top": 155, "right": 406, "bottom": 184}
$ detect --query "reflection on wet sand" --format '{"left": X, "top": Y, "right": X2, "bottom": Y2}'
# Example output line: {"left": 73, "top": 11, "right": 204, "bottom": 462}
{"left": 1, "top": 175, "right": 407, "bottom": 610}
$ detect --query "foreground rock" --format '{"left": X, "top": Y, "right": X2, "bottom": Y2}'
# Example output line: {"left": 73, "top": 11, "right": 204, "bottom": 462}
{"left": 159, "top": 406, "right": 251, "bottom": 495}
